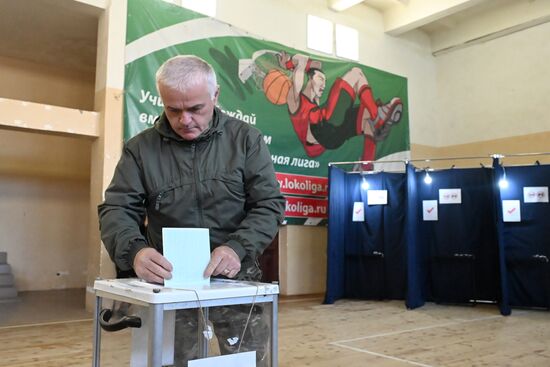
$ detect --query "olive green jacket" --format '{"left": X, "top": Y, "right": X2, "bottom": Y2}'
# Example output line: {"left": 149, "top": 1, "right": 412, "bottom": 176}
{"left": 98, "top": 108, "right": 285, "bottom": 275}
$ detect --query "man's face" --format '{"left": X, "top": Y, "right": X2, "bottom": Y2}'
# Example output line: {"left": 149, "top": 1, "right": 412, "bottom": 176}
{"left": 159, "top": 81, "right": 219, "bottom": 140}
{"left": 311, "top": 70, "right": 326, "bottom": 99}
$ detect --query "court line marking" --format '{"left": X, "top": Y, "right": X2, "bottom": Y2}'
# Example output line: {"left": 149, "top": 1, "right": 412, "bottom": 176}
{"left": 332, "top": 314, "right": 502, "bottom": 344}
{"left": 329, "top": 313, "right": 506, "bottom": 366}
{"left": 0, "top": 318, "right": 93, "bottom": 330}
{"left": 330, "top": 341, "right": 434, "bottom": 367}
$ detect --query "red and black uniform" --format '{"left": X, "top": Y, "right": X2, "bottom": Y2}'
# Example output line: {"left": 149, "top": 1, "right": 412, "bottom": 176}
{"left": 289, "top": 78, "right": 365, "bottom": 158}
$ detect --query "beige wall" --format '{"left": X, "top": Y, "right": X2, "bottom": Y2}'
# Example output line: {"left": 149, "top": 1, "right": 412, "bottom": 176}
{"left": 0, "top": 129, "right": 91, "bottom": 291}
{"left": 279, "top": 225, "right": 327, "bottom": 295}
{"left": 434, "top": 20, "right": 550, "bottom": 147}
{"left": 0, "top": 39, "right": 96, "bottom": 292}
{"left": 411, "top": 20, "right": 550, "bottom": 167}
{"left": 411, "top": 131, "right": 550, "bottom": 169}
{"left": 0, "top": 55, "right": 95, "bottom": 111}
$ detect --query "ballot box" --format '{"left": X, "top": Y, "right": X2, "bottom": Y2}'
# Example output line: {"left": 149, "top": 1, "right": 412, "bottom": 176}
{"left": 93, "top": 278, "right": 279, "bottom": 367}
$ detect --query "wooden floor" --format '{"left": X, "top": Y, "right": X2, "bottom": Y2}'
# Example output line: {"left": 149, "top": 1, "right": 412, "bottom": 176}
{"left": 1, "top": 291, "right": 550, "bottom": 366}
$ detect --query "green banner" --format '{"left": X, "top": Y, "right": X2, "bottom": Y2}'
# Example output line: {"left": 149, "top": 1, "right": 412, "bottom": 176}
{"left": 124, "top": 0, "right": 409, "bottom": 224}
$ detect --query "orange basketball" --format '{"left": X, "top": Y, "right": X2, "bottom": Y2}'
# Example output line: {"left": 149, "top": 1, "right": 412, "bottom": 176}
{"left": 263, "top": 69, "right": 292, "bottom": 105}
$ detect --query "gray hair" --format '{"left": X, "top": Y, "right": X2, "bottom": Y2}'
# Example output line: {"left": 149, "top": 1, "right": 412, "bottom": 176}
{"left": 155, "top": 55, "right": 218, "bottom": 99}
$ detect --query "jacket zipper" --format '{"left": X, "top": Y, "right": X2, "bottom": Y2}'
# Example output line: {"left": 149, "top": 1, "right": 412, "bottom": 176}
{"left": 191, "top": 143, "right": 205, "bottom": 228}
{"left": 154, "top": 186, "right": 177, "bottom": 210}
{"left": 155, "top": 192, "right": 163, "bottom": 210}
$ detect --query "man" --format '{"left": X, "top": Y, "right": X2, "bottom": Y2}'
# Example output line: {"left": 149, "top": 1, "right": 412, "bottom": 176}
{"left": 98, "top": 55, "right": 285, "bottom": 366}
{"left": 278, "top": 51, "right": 403, "bottom": 166}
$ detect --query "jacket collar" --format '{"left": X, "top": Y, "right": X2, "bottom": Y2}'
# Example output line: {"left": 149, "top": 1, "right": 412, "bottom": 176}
{"left": 155, "top": 107, "right": 224, "bottom": 142}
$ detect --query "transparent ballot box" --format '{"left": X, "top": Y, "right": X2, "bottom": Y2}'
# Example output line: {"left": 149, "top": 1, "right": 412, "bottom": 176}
{"left": 93, "top": 278, "right": 279, "bottom": 367}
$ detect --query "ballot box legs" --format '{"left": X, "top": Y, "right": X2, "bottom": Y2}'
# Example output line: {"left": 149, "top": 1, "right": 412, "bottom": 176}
{"left": 271, "top": 294, "right": 278, "bottom": 367}
{"left": 93, "top": 295, "right": 102, "bottom": 367}
{"left": 148, "top": 304, "right": 163, "bottom": 366}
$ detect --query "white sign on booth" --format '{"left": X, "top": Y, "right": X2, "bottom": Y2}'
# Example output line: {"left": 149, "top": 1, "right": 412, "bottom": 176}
{"left": 523, "top": 186, "right": 549, "bottom": 203}
{"left": 502, "top": 200, "right": 521, "bottom": 222}
{"left": 422, "top": 200, "right": 438, "bottom": 221}
{"left": 367, "top": 190, "right": 388, "bottom": 205}
{"left": 352, "top": 202, "right": 365, "bottom": 222}
{"left": 439, "top": 189, "right": 461, "bottom": 204}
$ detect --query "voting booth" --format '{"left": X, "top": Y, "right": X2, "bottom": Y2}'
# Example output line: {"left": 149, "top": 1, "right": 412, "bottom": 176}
{"left": 325, "top": 155, "right": 550, "bottom": 315}
{"left": 93, "top": 278, "right": 279, "bottom": 367}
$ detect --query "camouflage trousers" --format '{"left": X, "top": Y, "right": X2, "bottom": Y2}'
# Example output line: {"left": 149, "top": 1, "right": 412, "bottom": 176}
{"left": 171, "top": 259, "right": 271, "bottom": 367}
{"left": 172, "top": 303, "right": 270, "bottom": 367}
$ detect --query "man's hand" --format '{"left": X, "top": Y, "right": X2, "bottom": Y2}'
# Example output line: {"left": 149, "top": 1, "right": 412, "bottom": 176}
{"left": 277, "top": 50, "right": 291, "bottom": 69}
{"left": 310, "top": 60, "right": 322, "bottom": 70}
{"left": 204, "top": 245, "right": 241, "bottom": 279}
{"left": 133, "top": 247, "right": 173, "bottom": 284}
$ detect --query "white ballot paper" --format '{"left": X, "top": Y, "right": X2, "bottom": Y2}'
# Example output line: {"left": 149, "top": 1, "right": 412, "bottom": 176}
{"left": 163, "top": 228, "right": 211, "bottom": 288}
{"left": 422, "top": 200, "right": 438, "bottom": 221}
{"left": 502, "top": 200, "right": 521, "bottom": 222}
{"left": 352, "top": 202, "right": 365, "bottom": 222}
{"left": 189, "top": 351, "right": 256, "bottom": 367}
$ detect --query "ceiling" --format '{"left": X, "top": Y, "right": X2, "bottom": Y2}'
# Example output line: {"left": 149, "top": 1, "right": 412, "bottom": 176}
{"left": 0, "top": 0, "right": 549, "bottom": 76}
{"left": 353, "top": 0, "right": 550, "bottom": 54}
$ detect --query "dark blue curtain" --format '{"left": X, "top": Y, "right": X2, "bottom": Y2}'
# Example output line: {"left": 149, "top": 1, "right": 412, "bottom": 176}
{"left": 492, "top": 159, "right": 511, "bottom": 315}
{"left": 325, "top": 165, "right": 347, "bottom": 304}
{"left": 325, "top": 167, "right": 407, "bottom": 303}
{"left": 407, "top": 164, "right": 503, "bottom": 312}
{"left": 344, "top": 172, "right": 407, "bottom": 300}
{"left": 422, "top": 167, "right": 500, "bottom": 304}
{"left": 496, "top": 162, "right": 550, "bottom": 309}
{"left": 406, "top": 163, "right": 428, "bottom": 309}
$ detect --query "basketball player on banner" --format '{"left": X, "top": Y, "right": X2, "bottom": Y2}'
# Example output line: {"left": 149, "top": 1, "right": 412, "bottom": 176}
{"left": 239, "top": 50, "right": 403, "bottom": 169}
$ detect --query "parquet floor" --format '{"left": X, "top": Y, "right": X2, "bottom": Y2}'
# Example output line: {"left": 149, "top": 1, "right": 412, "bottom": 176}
{"left": 1, "top": 291, "right": 549, "bottom": 366}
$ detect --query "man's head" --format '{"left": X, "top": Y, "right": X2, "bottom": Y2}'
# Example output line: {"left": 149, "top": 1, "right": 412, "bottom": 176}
{"left": 307, "top": 68, "right": 326, "bottom": 99}
{"left": 156, "top": 55, "right": 219, "bottom": 140}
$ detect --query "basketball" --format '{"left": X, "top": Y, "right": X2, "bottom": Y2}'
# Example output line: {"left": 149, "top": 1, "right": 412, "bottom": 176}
{"left": 263, "top": 69, "right": 292, "bottom": 105}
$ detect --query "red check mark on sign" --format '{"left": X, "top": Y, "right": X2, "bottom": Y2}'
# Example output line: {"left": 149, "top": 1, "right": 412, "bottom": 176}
{"left": 355, "top": 208, "right": 362, "bottom": 214}
{"left": 507, "top": 207, "right": 516, "bottom": 214}
{"left": 427, "top": 207, "right": 434, "bottom": 213}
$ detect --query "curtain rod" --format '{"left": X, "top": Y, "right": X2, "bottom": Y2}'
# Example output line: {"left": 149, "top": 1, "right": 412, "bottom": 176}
{"left": 347, "top": 161, "right": 544, "bottom": 175}
{"left": 328, "top": 152, "right": 550, "bottom": 167}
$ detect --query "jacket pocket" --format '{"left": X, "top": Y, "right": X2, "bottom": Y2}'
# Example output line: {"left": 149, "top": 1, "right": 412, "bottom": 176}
{"left": 150, "top": 186, "right": 175, "bottom": 211}
{"left": 203, "top": 170, "right": 245, "bottom": 201}
{"left": 199, "top": 171, "right": 246, "bottom": 229}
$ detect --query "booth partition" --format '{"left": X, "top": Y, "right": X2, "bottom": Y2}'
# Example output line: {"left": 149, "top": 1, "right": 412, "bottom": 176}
{"left": 494, "top": 162, "right": 550, "bottom": 310}
{"left": 325, "top": 154, "right": 550, "bottom": 315}
{"left": 406, "top": 163, "right": 502, "bottom": 312}
{"left": 325, "top": 166, "right": 407, "bottom": 304}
